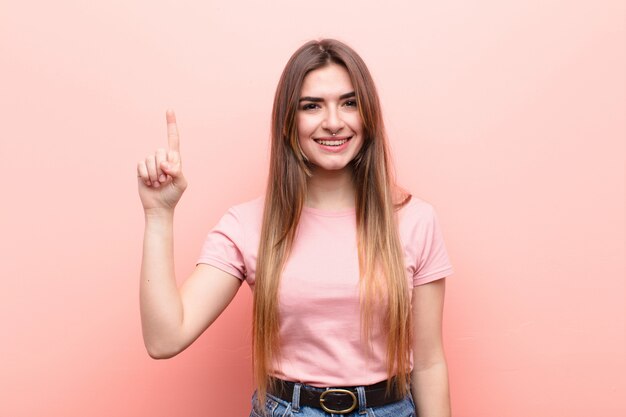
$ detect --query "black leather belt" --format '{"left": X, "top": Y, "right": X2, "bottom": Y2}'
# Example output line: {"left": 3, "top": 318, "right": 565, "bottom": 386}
{"left": 269, "top": 378, "right": 404, "bottom": 415}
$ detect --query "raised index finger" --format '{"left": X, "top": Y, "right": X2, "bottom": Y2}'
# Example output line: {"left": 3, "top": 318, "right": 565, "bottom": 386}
{"left": 166, "top": 109, "right": 180, "bottom": 152}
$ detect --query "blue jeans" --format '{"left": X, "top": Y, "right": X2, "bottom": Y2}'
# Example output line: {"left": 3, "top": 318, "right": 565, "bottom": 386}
{"left": 249, "top": 384, "right": 416, "bottom": 417}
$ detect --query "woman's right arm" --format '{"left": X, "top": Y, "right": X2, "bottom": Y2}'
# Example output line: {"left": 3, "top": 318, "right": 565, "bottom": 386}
{"left": 138, "top": 110, "right": 242, "bottom": 359}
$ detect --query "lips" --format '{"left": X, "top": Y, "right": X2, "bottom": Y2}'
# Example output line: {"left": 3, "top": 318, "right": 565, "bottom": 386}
{"left": 313, "top": 136, "right": 352, "bottom": 146}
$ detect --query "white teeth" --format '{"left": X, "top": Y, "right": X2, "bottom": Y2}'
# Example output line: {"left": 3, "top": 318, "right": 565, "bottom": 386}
{"left": 317, "top": 139, "right": 348, "bottom": 146}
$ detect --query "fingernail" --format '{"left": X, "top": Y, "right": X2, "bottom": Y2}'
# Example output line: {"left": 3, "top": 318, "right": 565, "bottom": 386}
{"left": 159, "top": 174, "right": 166, "bottom": 182}
{"left": 152, "top": 181, "right": 160, "bottom": 188}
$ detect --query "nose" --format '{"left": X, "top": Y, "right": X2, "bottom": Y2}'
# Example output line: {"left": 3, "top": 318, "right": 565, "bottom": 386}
{"left": 321, "top": 106, "right": 345, "bottom": 134}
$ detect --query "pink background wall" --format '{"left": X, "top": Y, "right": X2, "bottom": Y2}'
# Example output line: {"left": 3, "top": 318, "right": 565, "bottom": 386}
{"left": 1, "top": 1, "right": 624, "bottom": 416}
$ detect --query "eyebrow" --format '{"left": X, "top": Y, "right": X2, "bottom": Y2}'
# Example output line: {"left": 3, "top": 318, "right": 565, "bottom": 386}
{"left": 298, "top": 91, "right": 356, "bottom": 102}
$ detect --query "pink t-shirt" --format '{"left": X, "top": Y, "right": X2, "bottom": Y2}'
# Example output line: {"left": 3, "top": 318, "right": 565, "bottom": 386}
{"left": 196, "top": 195, "right": 454, "bottom": 387}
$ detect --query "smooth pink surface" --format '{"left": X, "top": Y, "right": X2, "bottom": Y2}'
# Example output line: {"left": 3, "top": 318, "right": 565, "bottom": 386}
{"left": 0, "top": 1, "right": 623, "bottom": 416}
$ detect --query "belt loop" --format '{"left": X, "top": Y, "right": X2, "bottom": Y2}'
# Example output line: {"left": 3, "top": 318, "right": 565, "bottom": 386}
{"left": 291, "top": 382, "right": 302, "bottom": 413}
{"left": 356, "top": 385, "right": 367, "bottom": 414}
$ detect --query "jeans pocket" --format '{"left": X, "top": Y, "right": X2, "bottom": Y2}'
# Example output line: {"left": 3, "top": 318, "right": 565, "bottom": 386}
{"left": 250, "top": 391, "right": 286, "bottom": 417}
{"left": 407, "top": 393, "right": 416, "bottom": 410}
{"left": 369, "top": 394, "right": 416, "bottom": 417}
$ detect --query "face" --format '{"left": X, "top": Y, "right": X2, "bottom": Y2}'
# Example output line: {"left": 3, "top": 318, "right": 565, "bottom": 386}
{"left": 296, "top": 63, "right": 364, "bottom": 173}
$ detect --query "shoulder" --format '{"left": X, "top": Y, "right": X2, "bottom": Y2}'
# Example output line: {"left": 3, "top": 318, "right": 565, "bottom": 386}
{"left": 203, "top": 196, "right": 264, "bottom": 251}
{"left": 228, "top": 195, "right": 264, "bottom": 217}
{"left": 221, "top": 195, "right": 264, "bottom": 232}
{"left": 395, "top": 194, "right": 449, "bottom": 250}
{"left": 396, "top": 194, "right": 438, "bottom": 226}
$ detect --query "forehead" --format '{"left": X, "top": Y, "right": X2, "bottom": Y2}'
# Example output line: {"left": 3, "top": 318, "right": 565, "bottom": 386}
{"left": 300, "top": 64, "right": 354, "bottom": 96}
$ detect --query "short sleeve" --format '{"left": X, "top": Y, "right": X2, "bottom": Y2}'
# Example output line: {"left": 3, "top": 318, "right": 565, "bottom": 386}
{"left": 196, "top": 208, "right": 247, "bottom": 281}
{"left": 412, "top": 205, "right": 454, "bottom": 286}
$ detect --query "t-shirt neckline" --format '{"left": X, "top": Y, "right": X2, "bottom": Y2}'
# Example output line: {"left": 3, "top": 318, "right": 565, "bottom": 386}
{"left": 302, "top": 205, "right": 356, "bottom": 217}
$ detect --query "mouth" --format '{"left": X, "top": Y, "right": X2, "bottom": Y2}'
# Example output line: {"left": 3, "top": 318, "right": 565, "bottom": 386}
{"left": 313, "top": 136, "right": 353, "bottom": 147}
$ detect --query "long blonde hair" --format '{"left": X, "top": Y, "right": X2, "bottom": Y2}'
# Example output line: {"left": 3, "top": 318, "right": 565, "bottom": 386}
{"left": 254, "top": 39, "right": 412, "bottom": 404}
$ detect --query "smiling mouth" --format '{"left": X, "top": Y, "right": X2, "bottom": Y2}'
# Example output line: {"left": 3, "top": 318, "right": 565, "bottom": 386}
{"left": 313, "top": 136, "right": 352, "bottom": 146}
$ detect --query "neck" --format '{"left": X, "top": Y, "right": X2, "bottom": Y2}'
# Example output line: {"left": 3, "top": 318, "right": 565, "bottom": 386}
{"left": 305, "top": 166, "right": 356, "bottom": 210}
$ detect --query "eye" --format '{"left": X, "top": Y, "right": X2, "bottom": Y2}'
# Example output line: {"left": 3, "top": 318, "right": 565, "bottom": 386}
{"left": 301, "top": 103, "right": 319, "bottom": 111}
{"left": 343, "top": 100, "right": 357, "bottom": 108}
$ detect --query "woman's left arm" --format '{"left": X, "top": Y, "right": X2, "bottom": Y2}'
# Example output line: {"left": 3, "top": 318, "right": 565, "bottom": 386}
{"left": 410, "top": 278, "right": 451, "bottom": 417}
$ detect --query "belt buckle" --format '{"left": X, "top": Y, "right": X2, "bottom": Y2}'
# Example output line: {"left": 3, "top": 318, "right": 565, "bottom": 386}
{"left": 319, "top": 388, "right": 357, "bottom": 414}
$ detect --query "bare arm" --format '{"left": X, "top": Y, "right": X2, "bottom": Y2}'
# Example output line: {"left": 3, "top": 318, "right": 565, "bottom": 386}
{"left": 139, "top": 211, "right": 242, "bottom": 359}
{"left": 410, "top": 278, "right": 451, "bottom": 417}
{"left": 138, "top": 110, "right": 242, "bottom": 359}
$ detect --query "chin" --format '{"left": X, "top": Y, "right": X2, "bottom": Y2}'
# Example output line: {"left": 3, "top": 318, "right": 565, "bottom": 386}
{"left": 311, "top": 162, "right": 352, "bottom": 172}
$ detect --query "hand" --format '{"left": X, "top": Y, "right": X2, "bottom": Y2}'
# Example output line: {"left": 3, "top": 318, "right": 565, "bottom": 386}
{"left": 137, "top": 109, "right": 188, "bottom": 213}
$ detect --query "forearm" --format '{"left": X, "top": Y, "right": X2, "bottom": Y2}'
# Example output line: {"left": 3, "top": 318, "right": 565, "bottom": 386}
{"left": 411, "top": 360, "right": 451, "bottom": 417}
{"left": 139, "top": 209, "right": 184, "bottom": 358}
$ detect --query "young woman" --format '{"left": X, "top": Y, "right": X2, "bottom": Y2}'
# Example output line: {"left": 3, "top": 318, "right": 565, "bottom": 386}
{"left": 138, "top": 39, "right": 454, "bottom": 417}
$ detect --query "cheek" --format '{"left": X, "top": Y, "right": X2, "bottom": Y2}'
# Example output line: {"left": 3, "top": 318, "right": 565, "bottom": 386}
{"left": 297, "top": 116, "right": 316, "bottom": 138}
{"left": 341, "top": 112, "right": 362, "bottom": 135}
{"left": 353, "top": 137, "right": 365, "bottom": 154}
{"left": 296, "top": 119, "right": 313, "bottom": 154}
